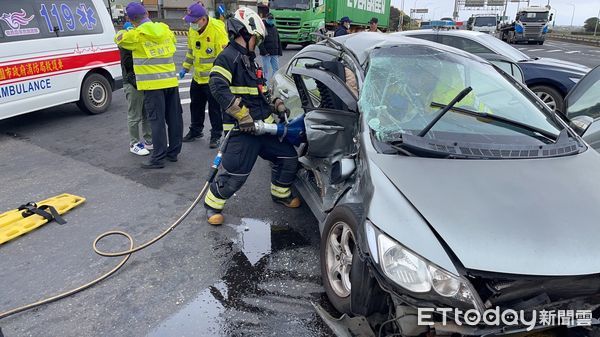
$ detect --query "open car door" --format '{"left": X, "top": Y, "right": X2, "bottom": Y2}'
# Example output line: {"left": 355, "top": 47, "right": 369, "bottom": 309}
{"left": 564, "top": 66, "right": 600, "bottom": 151}
{"left": 290, "top": 61, "right": 360, "bottom": 220}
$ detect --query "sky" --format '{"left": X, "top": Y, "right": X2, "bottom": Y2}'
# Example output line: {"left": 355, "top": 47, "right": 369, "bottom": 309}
{"left": 390, "top": 0, "right": 600, "bottom": 26}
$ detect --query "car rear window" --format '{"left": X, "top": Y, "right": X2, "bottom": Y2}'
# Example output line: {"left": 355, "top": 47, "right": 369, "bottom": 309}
{"left": 0, "top": 0, "right": 103, "bottom": 43}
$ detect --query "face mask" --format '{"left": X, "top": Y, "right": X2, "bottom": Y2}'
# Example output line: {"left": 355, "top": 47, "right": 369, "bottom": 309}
{"left": 266, "top": 19, "right": 275, "bottom": 25}
{"left": 190, "top": 22, "right": 200, "bottom": 30}
{"left": 344, "top": 22, "right": 350, "bottom": 29}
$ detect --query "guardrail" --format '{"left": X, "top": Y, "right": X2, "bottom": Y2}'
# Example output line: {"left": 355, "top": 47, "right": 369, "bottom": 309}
{"left": 548, "top": 33, "right": 600, "bottom": 47}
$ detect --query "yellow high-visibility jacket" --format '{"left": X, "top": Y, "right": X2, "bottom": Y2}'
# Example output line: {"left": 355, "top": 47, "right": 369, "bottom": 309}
{"left": 183, "top": 18, "right": 229, "bottom": 85}
{"left": 115, "top": 22, "right": 178, "bottom": 91}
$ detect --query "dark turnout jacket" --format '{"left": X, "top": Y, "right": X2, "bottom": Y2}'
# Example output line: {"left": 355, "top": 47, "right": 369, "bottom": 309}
{"left": 334, "top": 25, "right": 349, "bottom": 37}
{"left": 209, "top": 42, "right": 270, "bottom": 126}
{"left": 119, "top": 47, "right": 137, "bottom": 88}
{"left": 258, "top": 21, "right": 283, "bottom": 56}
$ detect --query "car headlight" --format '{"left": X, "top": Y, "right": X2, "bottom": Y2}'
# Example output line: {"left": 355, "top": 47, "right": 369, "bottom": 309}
{"left": 379, "top": 234, "right": 431, "bottom": 293}
{"left": 367, "top": 221, "right": 480, "bottom": 309}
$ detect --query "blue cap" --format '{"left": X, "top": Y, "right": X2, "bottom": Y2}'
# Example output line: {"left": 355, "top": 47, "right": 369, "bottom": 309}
{"left": 340, "top": 16, "right": 351, "bottom": 23}
{"left": 125, "top": 2, "right": 146, "bottom": 20}
{"left": 184, "top": 3, "right": 208, "bottom": 23}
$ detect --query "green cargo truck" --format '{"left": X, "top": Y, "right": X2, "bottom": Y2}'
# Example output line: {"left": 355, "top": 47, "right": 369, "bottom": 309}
{"left": 269, "top": 0, "right": 390, "bottom": 48}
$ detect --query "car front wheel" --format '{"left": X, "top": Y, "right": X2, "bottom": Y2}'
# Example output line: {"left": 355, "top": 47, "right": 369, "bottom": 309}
{"left": 320, "top": 206, "right": 358, "bottom": 314}
{"left": 77, "top": 73, "right": 112, "bottom": 115}
{"left": 531, "top": 85, "right": 564, "bottom": 112}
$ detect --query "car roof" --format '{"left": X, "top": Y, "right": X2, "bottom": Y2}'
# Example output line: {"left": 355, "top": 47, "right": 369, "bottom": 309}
{"left": 398, "top": 29, "right": 489, "bottom": 38}
{"left": 301, "top": 32, "right": 488, "bottom": 66}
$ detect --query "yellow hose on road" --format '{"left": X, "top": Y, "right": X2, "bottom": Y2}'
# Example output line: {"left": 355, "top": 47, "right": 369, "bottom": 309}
{"left": 0, "top": 127, "right": 236, "bottom": 320}
{"left": 0, "top": 182, "right": 209, "bottom": 320}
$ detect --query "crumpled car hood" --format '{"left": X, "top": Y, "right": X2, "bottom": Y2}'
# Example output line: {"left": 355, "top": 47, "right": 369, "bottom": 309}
{"left": 370, "top": 150, "right": 600, "bottom": 276}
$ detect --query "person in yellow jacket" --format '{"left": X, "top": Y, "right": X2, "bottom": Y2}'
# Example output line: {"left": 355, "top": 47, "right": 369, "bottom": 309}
{"left": 116, "top": 2, "right": 183, "bottom": 169}
{"left": 180, "top": 2, "right": 229, "bottom": 148}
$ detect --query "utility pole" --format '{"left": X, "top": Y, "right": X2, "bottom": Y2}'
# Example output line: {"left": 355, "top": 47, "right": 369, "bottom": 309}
{"left": 569, "top": 3, "right": 575, "bottom": 31}
{"left": 595, "top": 7, "right": 599, "bottom": 36}
{"left": 453, "top": 0, "right": 459, "bottom": 21}
{"left": 106, "top": 0, "right": 113, "bottom": 22}
{"left": 399, "top": 0, "right": 405, "bottom": 31}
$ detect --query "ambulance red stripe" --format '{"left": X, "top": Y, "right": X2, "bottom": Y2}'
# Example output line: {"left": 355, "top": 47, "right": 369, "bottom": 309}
{"left": 0, "top": 50, "right": 121, "bottom": 85}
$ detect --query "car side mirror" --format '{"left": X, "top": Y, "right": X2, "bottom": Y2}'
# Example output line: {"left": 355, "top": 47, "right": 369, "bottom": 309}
{"left": 569, "top": 116, "right": 594, "bottom": 136}
{"left": 483, "top": 56, "right": 525, "bottom": 83}
{"left": 549, "top": 14, "right": 554, "bottom": 21}
{"left": 331, "top": 158, "right": 356, "bottom": 184}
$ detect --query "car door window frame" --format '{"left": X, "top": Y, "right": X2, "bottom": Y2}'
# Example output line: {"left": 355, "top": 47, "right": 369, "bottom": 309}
{"left": 290, "top": 66, "right": 358, "bottom": 113}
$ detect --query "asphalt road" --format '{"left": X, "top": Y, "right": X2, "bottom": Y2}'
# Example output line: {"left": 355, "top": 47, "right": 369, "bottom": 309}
{"left": 517, "top": 39, "right": 600, "bottom": 68}
{"left": 0, "top": 36, "right": 597, "bottom": 337}
{"left": 0, "top": 41, "right": 331, "bottom": 337}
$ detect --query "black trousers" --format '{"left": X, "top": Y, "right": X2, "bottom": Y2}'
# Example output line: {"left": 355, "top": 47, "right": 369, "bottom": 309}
{"left": 189, "top": 80, "right": 223, "bottom": 139}
{"left": 208, "top": 133, "right": 298, "bottom": 201}
{"left": 144, "top": 87, "right": 183, "bottom": 163}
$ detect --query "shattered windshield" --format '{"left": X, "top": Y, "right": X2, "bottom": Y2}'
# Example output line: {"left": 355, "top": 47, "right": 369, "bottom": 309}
{"left": 270, "top": 0, "right": 310, "bottom": 10}
{"left": 360, "top": 45, "right": 562, "bottom": 145}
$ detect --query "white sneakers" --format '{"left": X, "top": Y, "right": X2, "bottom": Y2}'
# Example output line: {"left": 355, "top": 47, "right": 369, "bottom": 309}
{"left": 130, "top": 142, "right": 150, "bottom": 156}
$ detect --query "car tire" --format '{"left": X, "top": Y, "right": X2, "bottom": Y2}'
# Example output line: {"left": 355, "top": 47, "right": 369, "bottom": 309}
{"left": 538, "top": 41, "right": 544, "bottom": 45}
{"left": 281, "top": 43, "right": 288, "bottom": 50}
{"left": 77, "top": 73, "right": 112, "bottom": 115}
{"left": 320, "top": 206, "right": 359, "bottom": 314}
{"left": 531, "top": 85, "right": 564, "bottom": 112}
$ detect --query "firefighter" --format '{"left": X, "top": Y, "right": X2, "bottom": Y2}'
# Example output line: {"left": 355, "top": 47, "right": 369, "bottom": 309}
{"left": 180, "top": 2, "right": 229, "bottom": 148}
{"left": 116, "top": 2, "right": 183, "bottom": 169}
{"left": 204, "top": 7, "right": 300, "bottom": 226}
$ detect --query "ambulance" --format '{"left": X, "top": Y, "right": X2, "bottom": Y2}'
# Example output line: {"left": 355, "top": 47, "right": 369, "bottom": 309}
{"left": 0, "top": 0, "right": 122, "bottom": 120}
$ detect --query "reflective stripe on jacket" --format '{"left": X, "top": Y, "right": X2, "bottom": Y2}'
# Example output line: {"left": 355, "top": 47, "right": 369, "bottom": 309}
{"left": 183, "top": 19, "right": 229, "bottom": 85}
{"left": 209, "top": 43, "right": 271, "bottom": 125}
{"left": 115, "top": 22, "right": 178, "bottom": 91}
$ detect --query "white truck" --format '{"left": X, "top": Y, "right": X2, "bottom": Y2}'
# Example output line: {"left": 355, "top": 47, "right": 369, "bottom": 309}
{"left": 499, "top": 6, "right": 553, "bottom": 45}
{"left": 471, "top": 14, "right": 499, "bottom": 34}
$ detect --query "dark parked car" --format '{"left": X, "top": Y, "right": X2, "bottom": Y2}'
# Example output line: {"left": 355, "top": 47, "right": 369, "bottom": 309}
{"left": 397, "top": 29, "right": 590, "bottom": 112}
{"left": 271, "top": 33, "right": 600, "bottom": 336}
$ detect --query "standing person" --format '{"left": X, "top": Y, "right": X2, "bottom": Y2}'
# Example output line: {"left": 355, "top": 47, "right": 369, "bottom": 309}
{"left": 334, "top": 16, "right": 351, "bottom": 37}
{"left": 367, "top": 17, "right": 380, "bottom": 32}
{"left": 180, "top": 2, "right": 229, "bottom": 148}
{"left": 258, "top": 13, "right": 283, "bottom": 82}
{"left": 204, "top": 7, "right": 300, "bottom": 226}
{"left": 119, "top": 21, "right": 153, "bottom": 157}
{"left": 116, "top": 2, "right": 183, "bottom": 169}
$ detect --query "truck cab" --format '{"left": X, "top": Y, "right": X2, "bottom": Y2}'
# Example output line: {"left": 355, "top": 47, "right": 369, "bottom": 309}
{"left": 500, "top": 6, "right": 553, "bottom": 45}
{"left": 269, "top": 0, "right": 326, "bottom": 48}
{"left": 471, "top": 14, "right": 498, "bottom": 34}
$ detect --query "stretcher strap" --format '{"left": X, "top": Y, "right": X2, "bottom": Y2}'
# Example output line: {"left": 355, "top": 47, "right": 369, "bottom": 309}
{"left": 18, "top": 202, "right": 66, "bottom": 225}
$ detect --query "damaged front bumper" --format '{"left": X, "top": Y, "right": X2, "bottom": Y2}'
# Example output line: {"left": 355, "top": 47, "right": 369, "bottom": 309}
{"left": 320, "top": 248, "right": 600, "bottom": 337}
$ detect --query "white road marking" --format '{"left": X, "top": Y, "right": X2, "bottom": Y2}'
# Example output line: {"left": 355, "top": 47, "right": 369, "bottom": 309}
{"left": 179, "top": 78, "right": 192, "bottom": 83}
{"left": 565, "top": 50, "right": 581, "bottom": 54}
{"left": 181, "top": 98, "right": 191, "bottom": 105}
{"left": 527, "top": 49, "right": 545, "bottom": 52}
{"left": 545, "top": 49, "right": 562, "bottom": 52}
{"left": 179, "top": 87, "right": 190, "bottom": 93}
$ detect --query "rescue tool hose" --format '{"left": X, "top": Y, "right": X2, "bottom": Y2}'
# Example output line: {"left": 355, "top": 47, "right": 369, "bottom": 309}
{"left": 0, "top": 130, "right": 234, "bottom": 320}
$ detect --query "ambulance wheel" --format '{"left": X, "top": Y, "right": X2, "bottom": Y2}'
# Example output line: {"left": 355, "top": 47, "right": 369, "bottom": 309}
{"left": 78, "top": 73, "right": 112, "bottom": 115}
